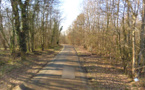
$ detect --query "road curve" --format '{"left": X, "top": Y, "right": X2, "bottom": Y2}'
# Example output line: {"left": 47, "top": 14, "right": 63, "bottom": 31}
{"left": 18, "top": 45, "right": 90, "bottom": 90}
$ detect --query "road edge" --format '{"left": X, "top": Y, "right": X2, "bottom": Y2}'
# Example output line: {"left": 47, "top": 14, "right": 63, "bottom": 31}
{"left": 11, "top": 45, "right": 65, "bottom": 90}
{"left": 73, "top": 46, "right": 93, "bottom": 90}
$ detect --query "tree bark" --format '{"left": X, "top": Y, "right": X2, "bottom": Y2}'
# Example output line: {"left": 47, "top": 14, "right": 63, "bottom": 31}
{"left": 11, "top": 0, "right": 30, "bottom": 60}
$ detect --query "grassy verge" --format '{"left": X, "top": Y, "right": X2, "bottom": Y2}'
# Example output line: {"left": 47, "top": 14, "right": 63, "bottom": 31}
{"left": 0, "top": 45, "right": 63, "bottom": 89}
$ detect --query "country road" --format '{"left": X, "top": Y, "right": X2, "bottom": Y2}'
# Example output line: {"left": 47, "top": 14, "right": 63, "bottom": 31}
{"left": 15, "top": 45, "right": 90, "bottom": 90}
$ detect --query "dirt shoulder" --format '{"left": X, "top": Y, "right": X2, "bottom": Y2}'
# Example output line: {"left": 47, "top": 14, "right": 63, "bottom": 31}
{"left": 75, "top": 46, "right": 142, "bottom": 90}
{"left": 0, "top": 45, "right": 63, "bottom": 90}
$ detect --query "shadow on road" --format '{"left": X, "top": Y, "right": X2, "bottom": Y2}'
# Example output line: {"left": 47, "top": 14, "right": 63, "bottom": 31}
{"left": 17, "top": 45, "right": 89, "bottom": 90}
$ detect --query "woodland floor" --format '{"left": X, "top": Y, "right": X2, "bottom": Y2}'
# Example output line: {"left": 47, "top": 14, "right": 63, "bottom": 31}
{"left": 75, "top": 46, "right": 145, "bottom": 90}
{"left": 0, "top": 45, "right": 62, "bottom": 90}
{"left": 0, "top": 45, "right": 145, "bottom": 90}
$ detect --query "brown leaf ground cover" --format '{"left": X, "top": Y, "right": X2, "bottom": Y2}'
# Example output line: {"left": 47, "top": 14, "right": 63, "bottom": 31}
{"left": 75, "top": 46, "right": 145, "bottom": 90}
{"left": 0, "top": 45, "right": 62, "bottom": 90}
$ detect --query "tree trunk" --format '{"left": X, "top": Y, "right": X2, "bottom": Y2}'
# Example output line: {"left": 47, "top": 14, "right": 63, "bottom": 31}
{"left": 132, "top": 30, "right": 135, "bottom": 77}
{"left": 11, "top": 0, "right": 30, "bottom": 60}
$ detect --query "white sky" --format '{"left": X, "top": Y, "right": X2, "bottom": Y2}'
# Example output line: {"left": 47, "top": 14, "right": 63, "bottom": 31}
{"left": 60, "top": 0, "right": 83, "bottom": 32}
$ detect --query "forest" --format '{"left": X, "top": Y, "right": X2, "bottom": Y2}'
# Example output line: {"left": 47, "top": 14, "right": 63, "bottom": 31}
{"left": 66, "top": 0, "right": 145, "bottom": 79}
{"left": 0, "top": 0, "right": 62, "bottom": 60}
{"left": 0, "top": 0, "right": 145, "bottom": 89}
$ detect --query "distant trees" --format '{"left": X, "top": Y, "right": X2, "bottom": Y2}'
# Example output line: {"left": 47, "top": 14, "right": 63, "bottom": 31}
{"left": 51, "top": 18, "right": 62, "bottom": 46}
{"left": 67, "top": 0, "right": 144, "bottom": 78}
{"left": 0, "top": 0, "right": 62, "bottom": 60}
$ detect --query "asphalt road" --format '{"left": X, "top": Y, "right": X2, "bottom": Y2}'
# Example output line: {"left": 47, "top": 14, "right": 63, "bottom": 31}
{"left": 16, "top": 45, "right": 90, "bottom": 90}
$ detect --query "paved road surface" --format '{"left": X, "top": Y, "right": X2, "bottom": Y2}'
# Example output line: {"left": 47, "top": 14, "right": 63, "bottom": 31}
{"left": 18, "top": 45, "right": 90, "bottom": 90}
